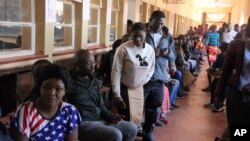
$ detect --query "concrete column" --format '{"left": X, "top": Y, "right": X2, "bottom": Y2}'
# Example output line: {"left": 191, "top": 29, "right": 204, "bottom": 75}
{"left": 127, "top": 0, "right": 140, "bottom": 22}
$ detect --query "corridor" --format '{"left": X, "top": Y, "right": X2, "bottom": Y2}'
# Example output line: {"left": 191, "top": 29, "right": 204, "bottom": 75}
{"left": 154, "top": 60, "right": 227, "bottom": 141}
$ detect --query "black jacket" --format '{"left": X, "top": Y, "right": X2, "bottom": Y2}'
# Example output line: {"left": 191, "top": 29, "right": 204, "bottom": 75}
{"left": 67, "top": 70, "right": 114, "bottom": 122}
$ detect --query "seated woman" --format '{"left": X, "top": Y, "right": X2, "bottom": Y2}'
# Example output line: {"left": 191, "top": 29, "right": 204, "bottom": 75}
{"left": 0, "top": 59, "right": 52, "bottom": 141}
{"left": 10, "top": 64, "right": 81, "bottom": 141}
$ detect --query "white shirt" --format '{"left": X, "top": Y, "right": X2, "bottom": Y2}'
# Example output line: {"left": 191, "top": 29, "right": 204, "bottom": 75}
{"left": 111, "top": 40, "right": 155, "bottom": 97}
{"left": 150, "top": 32, "right": 162, "bottom": 48}
{"left": 222, "top": 30, "right": 237, "bottom": 43}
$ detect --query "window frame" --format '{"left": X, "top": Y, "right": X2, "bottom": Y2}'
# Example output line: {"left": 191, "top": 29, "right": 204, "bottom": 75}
{"left": 54, "top": 0, "right": 75, "bottom": 52}
{"left": 87, "top": 6, "right": 101, "bottom": 46}
{"left": 0, "top": 0, "right": 35, "bottom": 58}
{"left": 109, "top": 0, "right": 120, "bottom": 44}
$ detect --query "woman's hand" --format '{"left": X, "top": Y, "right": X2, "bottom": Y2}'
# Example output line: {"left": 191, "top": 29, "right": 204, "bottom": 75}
{"left": 114, "top": 97, "right": 126, "bottom": 109}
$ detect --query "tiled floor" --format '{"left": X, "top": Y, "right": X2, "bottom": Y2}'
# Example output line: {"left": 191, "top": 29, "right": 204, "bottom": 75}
{"left": 137, "top": 60, "right": 228, "bottom": 141}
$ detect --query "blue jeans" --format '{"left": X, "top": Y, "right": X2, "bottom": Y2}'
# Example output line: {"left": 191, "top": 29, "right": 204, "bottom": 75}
{"left": 168, "top": 79, "right": 180, "bottom": 105}
{"left": 78, "top": 120, "right": 137, "bottom": 141}
{"left": 172, "top": 70, "right": 183, "bottom": 95}
{"left": 143, "top": 81, "right": 164, "bottom": 141}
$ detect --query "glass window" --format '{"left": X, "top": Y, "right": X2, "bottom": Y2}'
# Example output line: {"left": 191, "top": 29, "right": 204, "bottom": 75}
{"left": 0, "top": 0, "right": 34, "bottom": 58}
{"left": 88, "top": 7, "right": 99, "bottom": 44}
{"left": 54, "top": 0, "right": 74, "bottom": 49}
{"left": 139, "top": 3, "right": 143, "bottom": 22}
{"left": 112, "top": 0, "right": 119, "bottom": 11}
{"left": 109, "top": 0, "right": 119, "bottom": 43}
{"left": 91, "top": 0, "right": 102, "bottom": 7}
{"left": 110, "top": 11, "right": 117, "bottom": 42}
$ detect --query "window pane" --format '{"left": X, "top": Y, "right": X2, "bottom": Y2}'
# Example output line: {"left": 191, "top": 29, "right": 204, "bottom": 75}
{"left": 111, "top": 11, "right": 116, "bottom": 26}
{"left": 0, "top": 25, "right": 31, "bottom": 51}
{"left": 56, "top": 1, "right": 72, "bottom": 24}
{"left": 89, "top": 8, "right": 98, "bottom": 25}
{"left": 0, "top": 0, "right": 32, "bottom": 22}
{"left": 112, "top": 0, "right": 119, "bottom": 10}
{"left": 54, "top": 26, "right": 72, "bottom": 47}
{"left": 91, "top": 0, "right": 101, "bottom": 6}
{"left": 109, "top": 28, "right": 116, "bottom": 42}
{"left": 88, "top": 27, "right": 97, "bottom": 44}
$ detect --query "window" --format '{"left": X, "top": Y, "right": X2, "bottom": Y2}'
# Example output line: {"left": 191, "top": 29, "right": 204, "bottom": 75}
{"left": 0, "top": 0, "right": 34, "bottom": 58}
{"left": 88, "top": 8, "right": 100, "bottom": 44}
{"left": 110, "top": 0, "right": 119, "bottom": 42}
{"left": 54, "top": 0, "right": 74, "bottom": 51}
{"left": 139, "top": 3, "right": 143, "bottom": 22}
{"left": 88, "top": 0, "right": 102, "bottom": 45}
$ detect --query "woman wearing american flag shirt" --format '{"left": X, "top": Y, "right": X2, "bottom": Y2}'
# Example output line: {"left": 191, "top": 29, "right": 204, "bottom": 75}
{"left": 10, "top": 64, "right": 82, "bottom": 141}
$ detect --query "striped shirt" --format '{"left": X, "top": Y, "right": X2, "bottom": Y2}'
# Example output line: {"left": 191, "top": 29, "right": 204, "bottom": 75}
{"left": 206, "top": 31, "right": 220, "bottom": 46}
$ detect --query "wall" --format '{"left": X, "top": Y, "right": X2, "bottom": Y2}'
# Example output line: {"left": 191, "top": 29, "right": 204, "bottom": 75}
{"left": 231, "top": 0, "right": 250, "bottom": 25}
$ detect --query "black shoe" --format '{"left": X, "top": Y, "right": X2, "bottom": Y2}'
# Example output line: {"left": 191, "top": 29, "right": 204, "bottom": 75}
{"left": 137, "top": 126, "right": 143, "bottom": 137}
{"left": 214, "top": 137, "right": 222, "bottom": 141}
{"left": 212, "top": 107, "right": 224, "bottom": 112}
{"left": 170, "top": 106, "right": 175, "bottom": 110}
{"left": 202, "top": 86, "right": 211, "bottom": 92}
{"left": 203, "top": 103, "right": 213, "bottom": 108}
{"left": 176, "top": 94, "right": 185, "bottom": 98}
{"left": 143, "top": 132, "right": 154, "bottom": 141}
{"left": 171, "top": 104, "right": 179, "bottom": 108}
{"left": 155, "top": 120, "right": 165, "bottom": 127}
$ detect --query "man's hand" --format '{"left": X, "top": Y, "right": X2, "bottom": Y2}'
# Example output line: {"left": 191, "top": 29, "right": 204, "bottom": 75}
{"left": 169, "top": 69, "right": 176, "bottom": 77}
{"left": 114, "top": 97, "right": 126, "bottom": 109}
{"left": 154, "top": 48, "right": 161, "bottom": 57}
{"left": 160, "top": 48, "right": 169, "bottom": 56}
{"left": 112, "top": 114, "right": 126, "bottom": 125}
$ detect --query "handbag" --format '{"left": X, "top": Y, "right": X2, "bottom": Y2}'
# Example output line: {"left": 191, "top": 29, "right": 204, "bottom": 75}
{"left": 183, "top": 71, "right": 196, "bottom": 88}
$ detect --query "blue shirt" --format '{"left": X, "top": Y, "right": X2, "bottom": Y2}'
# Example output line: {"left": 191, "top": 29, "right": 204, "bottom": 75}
{"left": 239, "top": 47, "right": 250, "bottom": 88}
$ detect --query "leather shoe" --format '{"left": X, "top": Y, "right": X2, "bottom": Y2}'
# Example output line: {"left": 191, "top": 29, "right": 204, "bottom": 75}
{"left": 143, "top": 132, "right": 154, "bottom": 141}
{"left": 202, "top": 86, "right": 211, "bottom": 92}
{"left": 155, "top": 120, "right": 165, "bottom": 127}
{"left": 137, "top": 126, "right": 143, "bottom": 137}
{"left": 171, "top": 104, "right": 179, "bottom": 108}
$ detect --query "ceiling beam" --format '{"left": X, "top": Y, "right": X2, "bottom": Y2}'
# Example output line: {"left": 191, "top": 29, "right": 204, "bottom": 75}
{"left": 202, "top": 7, "right": 232, "bottom": 13}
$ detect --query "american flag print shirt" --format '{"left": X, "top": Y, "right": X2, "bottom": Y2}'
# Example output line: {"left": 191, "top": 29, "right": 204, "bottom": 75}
{"left": 12, "top": 101, "right": 82, "bottom": 141}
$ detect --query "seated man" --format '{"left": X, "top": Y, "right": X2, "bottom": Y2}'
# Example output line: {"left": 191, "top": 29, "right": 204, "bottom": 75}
{"left": 203, "top": 42, "right": 229, "bottom": 111}
{"left": 202, "top": 42, "right": 229, "bottom": 92}
{"left": 67, "top": 49, "right": 137, "bottom": 141}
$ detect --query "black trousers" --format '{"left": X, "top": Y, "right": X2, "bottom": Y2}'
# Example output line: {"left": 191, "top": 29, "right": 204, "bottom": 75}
{"left": 117, "top": 83, "right": 130, "bottom": 121}
{"left": 226, "top": 86, "right": 250, "bottom": 125}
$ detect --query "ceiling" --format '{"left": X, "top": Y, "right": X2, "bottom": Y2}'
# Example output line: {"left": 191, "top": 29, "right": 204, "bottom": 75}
{"left": 195, "top": 0, "right": 236, "bottom": 8}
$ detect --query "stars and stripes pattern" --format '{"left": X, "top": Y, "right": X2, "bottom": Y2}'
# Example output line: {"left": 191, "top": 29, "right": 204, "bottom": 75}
{"left": 12, "top": 101, "right": 81, "bottom": 141}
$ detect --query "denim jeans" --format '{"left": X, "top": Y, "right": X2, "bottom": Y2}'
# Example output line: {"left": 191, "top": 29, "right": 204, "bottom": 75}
{"left": 143, "top": 81, "right": 164, "bottom": 141}
{"left": 168, "top": 79, "right": 180, "bottom": 105}
{"left": 172, "top": 70, "right": 183, "bottom": 95}
{"left": 78, "top": 120, "right": 137, "bottom": 141}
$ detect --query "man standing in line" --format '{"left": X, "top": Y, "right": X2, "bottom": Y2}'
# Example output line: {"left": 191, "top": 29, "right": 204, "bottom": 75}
{"left": 143, "top": 10, "right": 177, "bottom": 141}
